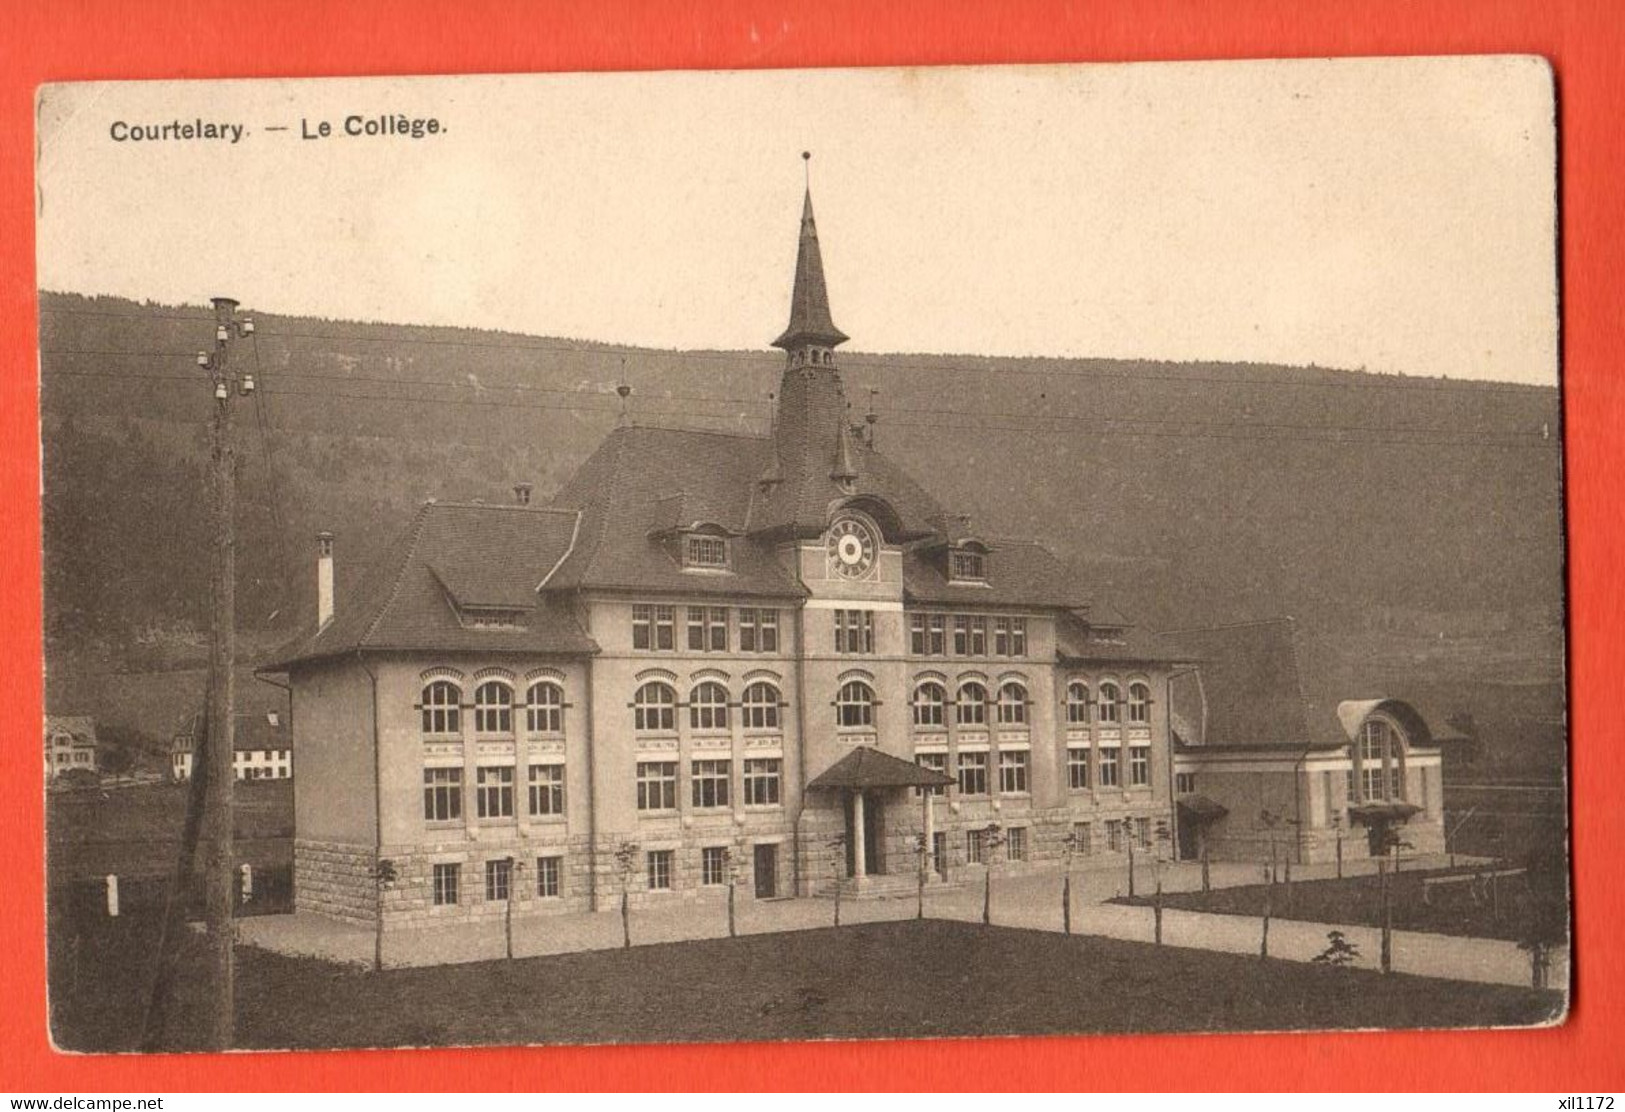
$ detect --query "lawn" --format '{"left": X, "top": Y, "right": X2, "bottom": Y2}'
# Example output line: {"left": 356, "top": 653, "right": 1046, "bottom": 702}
{"left": 49, "top": 913, "right": 1563, "bottom": 1052}
{"left": 1113, "top": 865, "right": 1566, "bottom": 943}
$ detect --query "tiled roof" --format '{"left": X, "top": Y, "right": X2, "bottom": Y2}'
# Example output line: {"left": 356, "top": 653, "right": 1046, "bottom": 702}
{"left": 263, "top": 502, "right": 598, "bottom": 670}
{"left": 1164, "top": 619, "right": 1318, "bottom": 749}
{"left": 904, "top": 540, "right": 1087, "bottom": 610}
{"left": 546, "top": 425, "right": 808, "bottom": 599}
{"left": 806, "top": 746, "right": 954, "bottom": 791}
{"left": 771, "top": 189, "right": 849, "bottom": 352}
{"left": 1054, "top": 610, "right": 1191, "bottom": 663}
{"left": 172, "top": 708, "right": 289, "bottom": 753}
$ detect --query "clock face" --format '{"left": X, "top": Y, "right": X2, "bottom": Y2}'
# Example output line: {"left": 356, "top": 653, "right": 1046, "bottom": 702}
{"left": 828, "top": 516, "right": 878, "bottom": 579}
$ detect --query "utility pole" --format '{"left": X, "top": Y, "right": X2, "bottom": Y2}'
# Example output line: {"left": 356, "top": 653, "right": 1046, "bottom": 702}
{"left": 199, "top": 296, "right": 252, "bottom": 1050}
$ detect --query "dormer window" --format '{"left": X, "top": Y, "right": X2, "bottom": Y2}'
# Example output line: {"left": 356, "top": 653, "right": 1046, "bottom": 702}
{"left": 685, "top": 534, "right": 730, "bottom": 570}
{"left": 949, "top": 548, "right": 987, "bottom": 583}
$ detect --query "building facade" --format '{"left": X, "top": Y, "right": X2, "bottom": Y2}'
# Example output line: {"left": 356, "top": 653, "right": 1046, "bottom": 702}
{"left": 266, "top": 184, "right": 1189, "bottom": 929}
{"left": 171, "top": 708, "right": 293, "bottom": 782}
{"left": 44, "top": 716, "right": 98, "bottom": 780}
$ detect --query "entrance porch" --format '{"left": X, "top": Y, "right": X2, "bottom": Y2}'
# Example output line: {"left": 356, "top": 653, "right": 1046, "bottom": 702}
{"left": 806, "top": 746, "right": 956, "bottom": 897}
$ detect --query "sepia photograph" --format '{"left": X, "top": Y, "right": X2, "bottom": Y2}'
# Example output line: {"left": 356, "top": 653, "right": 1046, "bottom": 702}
{"left": 35, "top": 57, "right": 1567, "bottom": 1054}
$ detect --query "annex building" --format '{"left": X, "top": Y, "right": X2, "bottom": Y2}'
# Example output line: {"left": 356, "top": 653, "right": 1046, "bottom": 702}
{"left": 266, "top": 182, "right": 1455, "bottom": 930}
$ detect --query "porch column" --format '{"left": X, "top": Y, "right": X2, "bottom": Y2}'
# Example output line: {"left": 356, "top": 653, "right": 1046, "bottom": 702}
{"left": 852, "top": 790, "right": 867, "bottom": 880}
{"left": 922, "top": 788, "right": 935, "bottom": 876}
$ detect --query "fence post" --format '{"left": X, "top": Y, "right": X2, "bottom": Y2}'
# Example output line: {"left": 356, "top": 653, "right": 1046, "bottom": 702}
{"left": 105, "top": 874, "right": 119, "bottom": 918}
{"left": 239, "top": 863, "right": 253, "bottom": 904}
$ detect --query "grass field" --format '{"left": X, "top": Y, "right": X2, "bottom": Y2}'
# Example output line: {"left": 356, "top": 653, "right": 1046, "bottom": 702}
{"left": 1113, "top": 865, "right": 1565, "bottom": 943}
{"left": 49, "top": 912, "right": 1563, "bottom": 1052}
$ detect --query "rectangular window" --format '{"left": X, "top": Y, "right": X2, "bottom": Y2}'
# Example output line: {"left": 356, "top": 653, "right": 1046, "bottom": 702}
{"left": 528, "top": 763, "right": 565, "bottom": 816}
{"left": 1010, "top": 618, "right": 1026, "bottom": 657}
{"left": 953, "top": 615, "right": 969, "bottom": 656}
{"left": 994, "top": 618, "right": 1011, "bottom": 657}
{"left": 686, "top": 535, "right": 728, "bottom": 568}
{"left": 1067, "top": 747, "right": 1091, "bottom": 791}
{"left": 915, "top": 752, "right": 947, "bottom": 797}
{"left": 632, "top": 604, "right": 675, "bottom": 650}
{"left": 950, "top": 550, "right": 986, "bottom": 582}
{"left": 1006, "top": 826, "right": 1028, "bottom": 862}
{"left": 1106, "top": 819, "right": 1123, "bottom": 853}
{"left": 432, "top": 863, "right": 460, "bottom": 906}
{"left": 691, "top": 759, "right": 731, "bottom": 809}
{"left": 909, "top": 613, "right": 949, "bottom": 656}
{"left": 1129, "top": 745, "right": 1151, "bottom": 787}
{"left": 969, "top": 617, "right": 987, "bottom": 656}
{"left": 536, "top": 855, "right": 561, "bottom": 898}
{"left": 1363, "top": 766, "right": 1387, "bottom": 802}
{"left": 1175, "top": 772, "right": 1197, "bottom": 795}
{"left": 957, "top": 751, "right": 989, "bottom": 797}
{"left": 1072, "top": 821, "right": 1092, "bottom": 856}
{"left": 647, "top": 849, "right": 674, "bottom": 891}
{"left": 702, "top": 846, "right": 729, "bottom": 886}
{"left": 742, "top": 758, "right": 782, "bottom": 806}
{"left": 485, "top": 858, "right": 512, "bottom": 902}
{"left": 1098, "top": 746, "right": 1121, "bottom": 788}
{"left": 1346, "top": 769, "right": 1358, "bottom": 803}
{"left": 1135, "top": 817, "right": 1152, "bottom": 850}
{"left": 688, "top": 606, "right": 731, "bottom": 652}
{"left": 636, "top": 761, "right": 678, "bottom": 811}
{"left": 476, "top": 765, "right": 514, "bottom": 819}
{"left": 834, "top": 609, "right": 875, "bottom": 654}
{"left": 910, "top": 613, "right": 926, "bottom": 655}
{"left": 998, "top": 750, "right": 1030, "bottom": 794}
{"left": 966, "top": 827, "right": 988, "bottom": 865}
{"left": 738, "top": 608, "right": 780, "bottom": 653}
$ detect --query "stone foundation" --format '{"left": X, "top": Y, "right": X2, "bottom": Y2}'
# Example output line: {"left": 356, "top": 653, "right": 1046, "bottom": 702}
{"left": 294, "top": 838, "right": 377, "bottom": 925}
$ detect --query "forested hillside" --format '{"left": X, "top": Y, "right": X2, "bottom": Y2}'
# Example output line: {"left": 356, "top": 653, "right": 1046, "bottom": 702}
{"left": 39, "top": 291, "right": 1566, "bottom": 773}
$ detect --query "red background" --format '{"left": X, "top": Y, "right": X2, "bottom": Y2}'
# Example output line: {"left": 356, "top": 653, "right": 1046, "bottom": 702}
{"left": 1, "top": 0, "right": 1619, "bottom": 1092}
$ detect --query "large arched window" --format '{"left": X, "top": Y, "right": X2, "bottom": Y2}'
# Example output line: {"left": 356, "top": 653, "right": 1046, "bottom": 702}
{"left": 634, "top": 681, "right": 677, "bottom": 732}
{"left": 472, "top": 681, "right": 513, "bottom": 734}
{"left": 836, "top": 680, "right": 875, "bottom": 728}
{"left": 741, "top": 681, "right": 781, "bottom": 730}
{"left": 525, "top": 681, "right": 564, "bottom": 734}
{"left": 689, "top": 681, "right": 730, "bottom": 731}
{"left": 1098, "top": 681, "right": 1122, "bottom": 724}
{"left": 956, "top": 681, "right": 989, "bottom": 726}
{"left": 1065, "top": 681, "right": 1091, "bottom": 725}
{"left": 421, "top": 680, "right": 461, "bottom": 736}
{"left": 997, "top": 681, "right": 1028, "bottom": 725}
{"left": 1128, "top": 682, "right": 1151, "bottom": 724}
{"left": 913, "top": 681, "right": 947, "bottom": 728}
{"left": 1359, "top": 717, "right": 1406, "bottom": 801}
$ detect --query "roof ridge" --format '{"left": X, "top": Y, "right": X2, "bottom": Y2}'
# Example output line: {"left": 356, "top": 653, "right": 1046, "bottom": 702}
{"left": 569, "top": 427, "right": 628, "bottom": 586}
{"left": 426, "top": 501, "right": 579, "bottom": 515}
{"left": 536, "top": 509, "right": 583, "bottom": 590}
{"left": 359, "top": 503, "right": 435, "bottom": 649}
{"left": 1159, "top": 616, "right": 1298, "bottom": 635}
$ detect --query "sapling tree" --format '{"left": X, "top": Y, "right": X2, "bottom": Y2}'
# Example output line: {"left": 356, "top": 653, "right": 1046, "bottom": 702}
{"left": 501, "top": 855, "right": 521, "bottom": 960}
{"left": 1259, "top": 860, "right": 1274, "bottom": 960}
{"left": 1312, "top": 929, "right": 1362, "bottom": 968}
{"left": 724, "top": 843, "right": 739, "bottom": 939}
{"left": 1153, "top": 819, "right": 1171, "bottom": 945}
{"left": 372, "top": 857, "right": 398, "bottom": 973}
{"left": 980, "top": 822, "right": 1005, "bottom": 926}
{"left": 912, "top": 832, "right": 929, "bottom": 920}
{"left": 1060, "top": 829, "right": 1084, "bottom": 935}
{"left": 827, "top": 832, "right": 846, "bottom": 927}
{"left": 614, "top": 841, "right": 639, "bottom": 949}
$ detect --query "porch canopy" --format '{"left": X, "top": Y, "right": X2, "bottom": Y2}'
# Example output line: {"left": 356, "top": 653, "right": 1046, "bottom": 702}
{"left": 1177, "top": 794, "right": 1229, "bottom": 823}
{"left": 1347, "top": 801, "right": 1422, "bottom": 824}
{"left": 807, "top": 746, "right": 953, "bottom": 791}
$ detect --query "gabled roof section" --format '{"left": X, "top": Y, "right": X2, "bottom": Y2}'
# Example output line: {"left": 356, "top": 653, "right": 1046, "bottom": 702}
{"left": 546, "top": 425, "right": 807, "bottom": 599}
{"left": 905, "top": 540, "right": 1089, "bottom": 610}
{"left": 806, "top": 746, "right": 954, "bottom": 791}
{"left": 1164, "top": 619, "right": 1318, "bottom": 750}
{"left": 263, "top": 502, "right": 597, "bottom": 670}
{"left": 771, "top": 189, "right": 849, "bottom": 352}
{"left": 1055, "top": 610, "right": 1191, "bottom": 664}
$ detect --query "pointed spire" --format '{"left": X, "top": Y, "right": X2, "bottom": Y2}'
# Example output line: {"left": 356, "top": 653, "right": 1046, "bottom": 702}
{"left": 831, "top": 418, "right": 860, "bottom": 484}
{"left": 772, "top": 153, "right": 850, "bottom": 352}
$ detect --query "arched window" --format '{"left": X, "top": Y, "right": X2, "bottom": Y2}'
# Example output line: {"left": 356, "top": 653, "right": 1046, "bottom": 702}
{"left": 1065, "top": 681, "right": 1091, "bottom": 725}
{"left": 912, "top": 681, "right": 947, "bottom": 727}
{"left": 525, "top": 681, "right": 564, "bottom": 734}
{"left": 1128, "top": 682, "right": 1151, "bottom": 723}
{"left": 741, "top": 681, "right": 781, "bottom": 730}
{"left": 836, "top": 680, "right": 875, "bottom": 728}
{"left": 956, "top": 681, "right": 988, "bottom": 726}
{"left": 421, "top": 680, "right": 461, "bottom": 736}
{"left": 634, "top": 681, "right": 677, "bottom": 732}
{"left": 1359, "top": 717, "right": 1406, "bottom": 801}
{"left": 473, "top": 681, "right": 513, "bottom": 735}
{"left": 689, "top": 681, "right": 730, "bottom": 731}
{"left": 997, "top": 681, "right": 1028, "bottom": 725}
{"left": 1098, "top": 681, "right": 1122, "bottom": 723}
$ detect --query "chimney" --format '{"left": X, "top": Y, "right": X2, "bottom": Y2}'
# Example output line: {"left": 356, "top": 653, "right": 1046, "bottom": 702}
{"left": 316, "top": 532, "right": 335, "bottom": 628}
{"left": 514, "top": 482, "right": 533, "bottom": 506}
